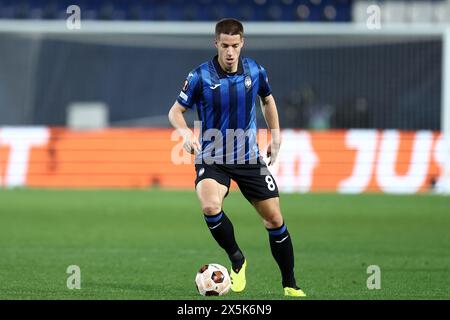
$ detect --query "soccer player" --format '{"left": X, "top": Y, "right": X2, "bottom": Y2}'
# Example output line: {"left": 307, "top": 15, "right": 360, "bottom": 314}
{"left": 168, "top": 18, "right": 305, "bottom": 297}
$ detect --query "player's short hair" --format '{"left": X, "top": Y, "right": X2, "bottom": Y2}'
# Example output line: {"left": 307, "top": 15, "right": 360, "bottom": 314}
{"left": 215, "top": 18, "right": 244, "bottom": 39}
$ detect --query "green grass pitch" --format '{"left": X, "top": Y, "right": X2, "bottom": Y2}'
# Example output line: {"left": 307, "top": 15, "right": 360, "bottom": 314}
{"left": 0, "top": 189, "right": 449, "bottom": 300}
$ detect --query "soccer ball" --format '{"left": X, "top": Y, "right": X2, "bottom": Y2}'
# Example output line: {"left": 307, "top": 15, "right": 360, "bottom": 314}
{"left": 195, "top": 263, "right": 231, "bottom": 296}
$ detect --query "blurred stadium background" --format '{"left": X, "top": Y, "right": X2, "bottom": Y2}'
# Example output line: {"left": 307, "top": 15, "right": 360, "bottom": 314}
{"left": 1, "top": 0, "right": 450, "bottom": 193}
{"left": 1, "top": 0, "right": 450, "bottom": 300}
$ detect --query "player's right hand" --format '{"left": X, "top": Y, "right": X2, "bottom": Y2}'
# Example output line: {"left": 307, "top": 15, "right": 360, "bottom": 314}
{"left": 181, "top": 130, "right": 201, "bottom": 155}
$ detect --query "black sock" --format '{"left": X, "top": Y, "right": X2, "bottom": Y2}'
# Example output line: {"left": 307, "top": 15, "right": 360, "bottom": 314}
{"left": 204, "top": 211, "right": 245, "bottom": 272}
{"left": 267, "top": 223, "right": 297, "bottom": 288}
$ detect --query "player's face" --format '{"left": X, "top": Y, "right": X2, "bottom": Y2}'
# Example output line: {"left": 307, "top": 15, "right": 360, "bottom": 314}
{"left": 215, "top": 33, "right": 244, "bottom": 72}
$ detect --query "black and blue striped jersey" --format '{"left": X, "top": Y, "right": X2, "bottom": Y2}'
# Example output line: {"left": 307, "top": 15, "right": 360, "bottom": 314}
{"left": 177, "top": 55, "right": 272, "bottom": 164}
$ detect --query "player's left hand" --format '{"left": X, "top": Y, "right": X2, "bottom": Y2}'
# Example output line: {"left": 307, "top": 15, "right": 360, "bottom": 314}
{"left": 267, "top": 139, "right": 281, "bottom": 166}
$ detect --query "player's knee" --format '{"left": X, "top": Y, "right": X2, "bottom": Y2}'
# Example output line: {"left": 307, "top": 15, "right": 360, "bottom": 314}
{"left": 202, "top": 203, "right": 222, "bottom": 216}
{"left": 263, "top": 213, "right": 284, "bottom": 229}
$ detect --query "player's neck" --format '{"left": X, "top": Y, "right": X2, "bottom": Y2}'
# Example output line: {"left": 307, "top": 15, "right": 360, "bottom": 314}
{"left": 217, "top": 58, "right": 238, "bottom": 74}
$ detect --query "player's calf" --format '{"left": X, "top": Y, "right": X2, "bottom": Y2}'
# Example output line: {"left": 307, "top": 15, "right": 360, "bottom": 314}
{"left": 266, "top": 223, "right": 297, "bottom": 288}
{"left": 203, "top": 211, "right": 245, "bottom": 272}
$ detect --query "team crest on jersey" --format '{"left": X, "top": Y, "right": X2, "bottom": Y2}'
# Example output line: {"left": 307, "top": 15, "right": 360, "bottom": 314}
{"left": 244, "top": 75, "right": 252, "bottom": 89}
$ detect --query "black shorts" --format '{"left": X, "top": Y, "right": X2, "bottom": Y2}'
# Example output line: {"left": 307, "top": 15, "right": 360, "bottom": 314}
{"left": 194, "top": 158, "right": 280, "bottom": 202}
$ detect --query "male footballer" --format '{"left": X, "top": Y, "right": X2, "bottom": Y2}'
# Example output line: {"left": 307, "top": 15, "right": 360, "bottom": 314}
{"left": 168, "top": 18, "right": 305, "bottom": 297}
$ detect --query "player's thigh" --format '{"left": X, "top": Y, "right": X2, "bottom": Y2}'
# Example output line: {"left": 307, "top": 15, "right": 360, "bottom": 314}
{"left": 232, "top": 164, "right": 280, "bottom": 207}
{"left": 252, "top": 197, "right": 284, "bottom": 229}
{"left": 230, "top": 164, "right": 282, "bottom": 228}
{"left": 196, "top": 178, "right": 229, "bottom": 215}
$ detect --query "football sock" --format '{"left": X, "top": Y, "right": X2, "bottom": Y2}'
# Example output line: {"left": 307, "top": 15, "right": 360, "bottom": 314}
{"left": 229, "top": 249, "right": 245, "bottom": 273}
{"left": 267, "top": 223, "right": 297, "bottom": 288}
{"left": 204, "top": 211, "right": 245, "bottom": 272}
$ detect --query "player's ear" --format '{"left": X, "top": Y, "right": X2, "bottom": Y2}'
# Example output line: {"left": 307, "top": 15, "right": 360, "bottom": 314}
{"left": 240, "top": 36, "right": 245, "bottom": 48}
{"left": 214, "top": 38, "right": 218, "bottom": 49}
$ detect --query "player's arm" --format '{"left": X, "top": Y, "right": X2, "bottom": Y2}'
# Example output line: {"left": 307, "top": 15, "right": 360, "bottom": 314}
{"left": 168, "top": 101, "right": 201, "bottom": 154}
{"left": 260, "top": 94, "right": 281, "bottom": 166}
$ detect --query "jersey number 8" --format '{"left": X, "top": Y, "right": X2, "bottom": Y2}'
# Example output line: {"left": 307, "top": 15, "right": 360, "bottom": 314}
{"left": 265, "top": 175, "right": 276, "bottom": 191}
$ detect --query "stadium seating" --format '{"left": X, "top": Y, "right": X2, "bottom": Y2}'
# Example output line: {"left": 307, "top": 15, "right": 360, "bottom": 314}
{"left": 0, "top": 0, "right": 353, "bottom": 22}
{"left": 353, "top": 0, "right": 449, "bottom": 24}
{"left": 0, "top": 0, "right": 447, "bottom": 22}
